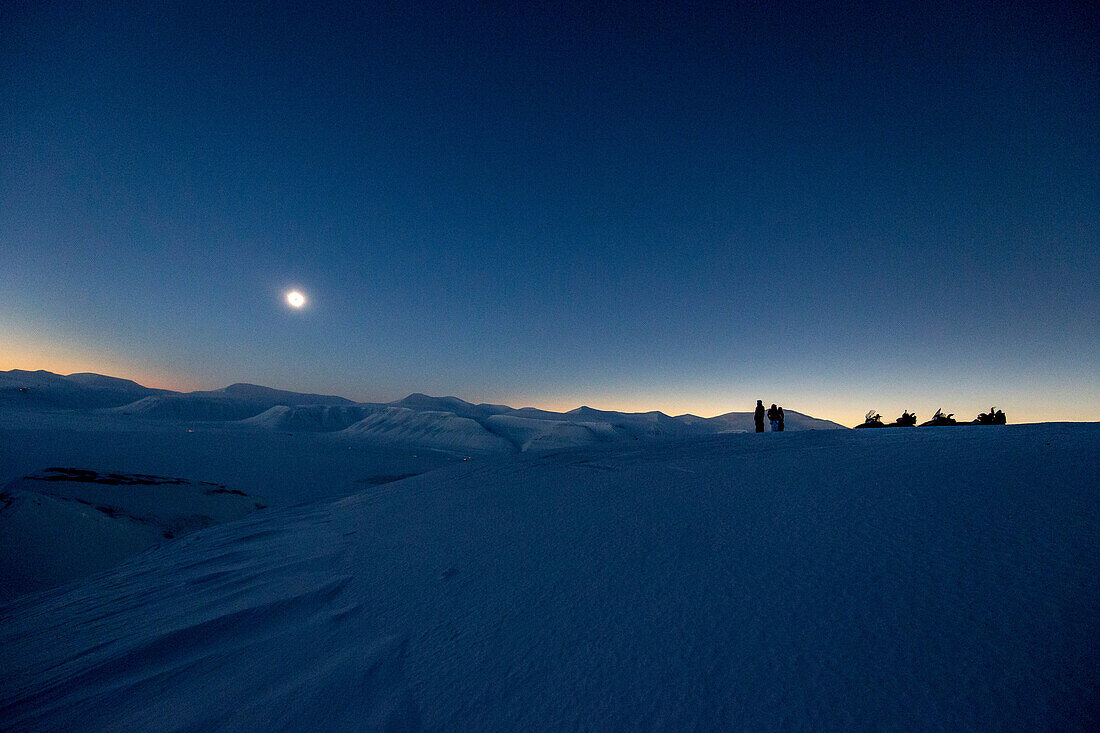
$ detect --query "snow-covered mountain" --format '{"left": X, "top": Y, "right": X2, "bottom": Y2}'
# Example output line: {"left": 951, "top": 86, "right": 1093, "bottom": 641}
{"left": 0, "top": 369, "right": 167, "bottom": 409}
{"left": 216, "top": 383, "right": 354, "bottom": 406}
{"left": 329, "top": 398, "right": 847, "bottom": 454}
{"left": 0, "top": 371, "right": 848, "bottom": 447}
{"left": 343, "top": 407, "right": 515, "bottom": 454}
{"left": 484, "top": 414, "right": 625, "bottom": 451}
{"left": 0, "top": 370, "right": 353, "bottom": 418}
{"left": 109, "top": 383, "right": 354, "bottom": 421}
{"left": 240, "top": 404, "right": 382, "bottom": 432}
{"left": 389, "top": 393, "right": 512, "bottom": 419}
{"left": 110, "top": 394, "right": 266, "bottom": 421}
{"left": 2, "top": 424, "right": 1095, "bottom": 729}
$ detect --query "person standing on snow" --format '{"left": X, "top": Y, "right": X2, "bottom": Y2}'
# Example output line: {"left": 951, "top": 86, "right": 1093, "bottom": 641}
{"left": 777, "top": 406, "right": 785, "bottom": 432}
{"left": 754, "top": 400, "right": 766, "bottom": 433}
{"left": 766, "top": 404, "right": 780, "bottom": 432}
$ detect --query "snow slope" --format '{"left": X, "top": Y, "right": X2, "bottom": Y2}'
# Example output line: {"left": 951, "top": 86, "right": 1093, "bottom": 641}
{"left": 111, "top": 394, "right": 270, "bottom": 421}
{"left": 0, "top": 468, "right": 263, "bottom": 599}
{"left": 1, "top": 423, "right": 1096, "bottom": 730}
{"left": 0, "top": 489, "right": 159, "bottom": 599}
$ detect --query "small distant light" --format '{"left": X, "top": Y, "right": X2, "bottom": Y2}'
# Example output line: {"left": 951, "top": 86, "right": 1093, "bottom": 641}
{"left": 286, "top": 290, "right": 306, "bottom": 308}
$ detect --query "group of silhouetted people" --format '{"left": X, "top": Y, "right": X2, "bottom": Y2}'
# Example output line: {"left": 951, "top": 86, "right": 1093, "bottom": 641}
{"left": 754, "top": 400, "right": 784, "bottom": 432}
{"left": 856, "top": 407, "right": 1007, "bottom": 428}
{"left": 752, "top": 402, "right": 1007, "bottom": 431}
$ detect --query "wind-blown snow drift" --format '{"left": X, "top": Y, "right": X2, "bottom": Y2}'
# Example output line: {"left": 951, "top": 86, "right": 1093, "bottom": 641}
{"left": 1, "top": 424, "right": 1096, "bottom": 730}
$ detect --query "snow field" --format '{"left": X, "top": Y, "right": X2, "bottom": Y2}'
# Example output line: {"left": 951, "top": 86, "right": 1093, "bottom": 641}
{"left": 1, "top": 423, "right": 1096, "bottom": 729}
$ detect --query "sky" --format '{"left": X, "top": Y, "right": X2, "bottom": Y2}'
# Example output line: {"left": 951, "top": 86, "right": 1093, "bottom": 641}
{"left": 2, "top": 0, "right": 1097, "bottom": 426}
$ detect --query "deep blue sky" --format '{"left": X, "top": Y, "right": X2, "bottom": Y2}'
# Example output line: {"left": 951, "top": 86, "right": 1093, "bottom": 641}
{"left": 2, "top": 0, "right": 1097, "bottom": 425}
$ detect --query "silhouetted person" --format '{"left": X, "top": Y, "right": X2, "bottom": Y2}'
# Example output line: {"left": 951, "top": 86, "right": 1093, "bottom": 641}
{"left": 766, "top": 404, "right": 780, "bottom": 431}
{"left": 777, "top": 406, "right": 785, "bottom": 432}
{"left": 754, "top": 400, "right": 765, "bottom": 433}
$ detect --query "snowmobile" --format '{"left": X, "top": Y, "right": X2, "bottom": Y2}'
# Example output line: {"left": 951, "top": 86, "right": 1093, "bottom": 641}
{"left": 920, "top": 409, "right": 957, "bottom": 427}
{"left": 855, "top": 410, "right": 886, "bottom": 429}
{"left": 887, "top": 410, "right": 917, "bottom": 427}
{"left": 972, "top": 407, "right": 1007, "bottom": 425}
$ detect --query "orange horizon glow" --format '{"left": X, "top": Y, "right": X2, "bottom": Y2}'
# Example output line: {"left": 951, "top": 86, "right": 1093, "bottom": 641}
{"left": 2, "top": 354, "right": 1097, "bottom": 428}
{"left": 0, "top": 352, "right": 202, "bottom": 395}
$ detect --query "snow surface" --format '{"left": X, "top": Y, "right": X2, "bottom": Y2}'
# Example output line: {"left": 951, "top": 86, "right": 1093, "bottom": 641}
{"left": 1, "top": 422, "right": 1096, "bottom": 729}
{"left": 0, "top": 488, "right": 160, "bottom": 599}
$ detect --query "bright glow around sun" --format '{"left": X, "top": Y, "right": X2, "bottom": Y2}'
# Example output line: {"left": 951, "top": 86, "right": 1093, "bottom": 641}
{"left": 286, "top": 290, "right": 306, "bottom": 308}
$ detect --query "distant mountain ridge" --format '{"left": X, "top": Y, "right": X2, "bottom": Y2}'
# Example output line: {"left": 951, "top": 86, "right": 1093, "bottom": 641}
{"left": 0, "top": 369, "right": 171, "bottom": 410}
{"left": 0, "top": 370, "right": 352, "bottom": 415}
{"left": 110, "top": 383, "right": 353, "bottom": 421}
{"left": 0, "top": 369, "right": 847, "bottom": 452}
